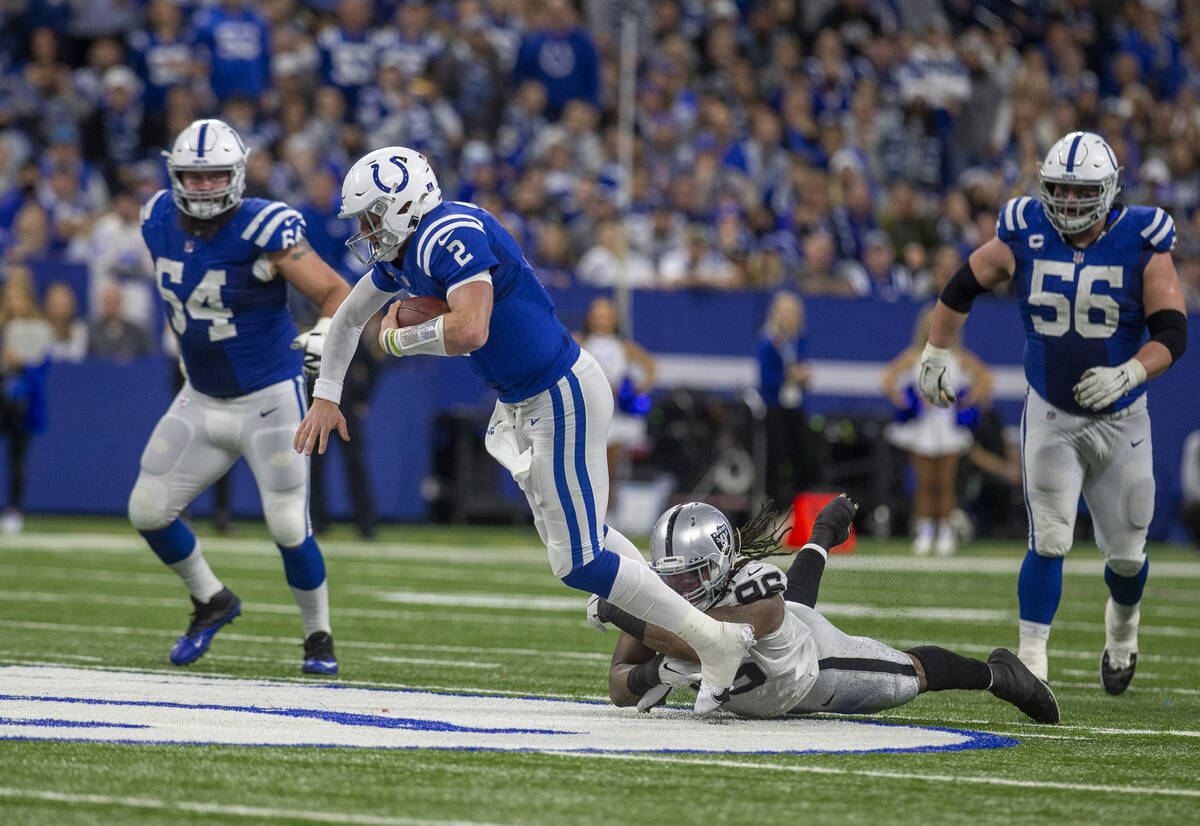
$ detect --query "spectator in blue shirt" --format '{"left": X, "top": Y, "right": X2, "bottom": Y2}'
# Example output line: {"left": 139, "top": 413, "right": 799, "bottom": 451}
{"left": 757, "top": 291, "right": 814, "bottom": 505}
{"left": 194, "top": 0, "right": 271, "bottom": 101}
{"left": 317, "top": 0, "right": 377, "bottom": 109}
{"left": 127, "top": 0, "right": 199, "bottom": 115}
{"left": 513, "top": 0, "right": 599, "bottom": 118}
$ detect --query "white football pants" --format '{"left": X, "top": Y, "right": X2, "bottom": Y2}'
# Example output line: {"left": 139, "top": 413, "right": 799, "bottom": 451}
{"left": 485, "top": 349, "right": 613, "bottom": 577}
{"left": 1021, "top": 388, "right": 1153, "bottom": 571}
{"left": 128, "top": 375, "right": 312, "bottom": 547}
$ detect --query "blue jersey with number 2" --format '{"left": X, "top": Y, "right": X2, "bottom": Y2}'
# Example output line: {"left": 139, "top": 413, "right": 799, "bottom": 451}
{"left": 996, "top": 197, "right": 1176, "bottom": 415}
{"left": 372, "top": 199, "right": 579, "bottom": 403}
{"left": 141, "top": 190, "right": 306, "bottom": 397}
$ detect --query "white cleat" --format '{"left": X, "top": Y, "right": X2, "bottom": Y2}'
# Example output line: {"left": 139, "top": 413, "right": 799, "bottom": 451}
{"left": 692, "top": 622, "right": 755, "bottom": 714}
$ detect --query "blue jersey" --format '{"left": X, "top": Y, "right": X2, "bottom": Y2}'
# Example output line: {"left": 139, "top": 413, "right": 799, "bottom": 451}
{"left": 371, "top": 201, "right": 579, "bottom": 402}
{"left": 997, "top": 197, "right": 1176, "bottom": 415}
{"left": 141, "top": 190, "right": 306, "bottom": 398}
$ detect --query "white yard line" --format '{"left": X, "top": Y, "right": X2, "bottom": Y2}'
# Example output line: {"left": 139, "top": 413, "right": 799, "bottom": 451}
{"left": 369, "top": 656, "right": 503, "bottom": 669}
{"left": 0, "top": 788, "right": 503, "bottom": 826}
{"left": 554, "top": 753, "right": 1200, "bottom": 798}
{"left": 7, "top": 531, "right": 1200, "bottom": 578}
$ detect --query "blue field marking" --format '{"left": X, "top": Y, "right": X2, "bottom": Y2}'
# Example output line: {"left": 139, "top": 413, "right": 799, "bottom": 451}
{"left": 0, "top": 694, "right": 572, "bottom": 736}
{"left": 0, "top": 717, "right": 148, "bottom": 729}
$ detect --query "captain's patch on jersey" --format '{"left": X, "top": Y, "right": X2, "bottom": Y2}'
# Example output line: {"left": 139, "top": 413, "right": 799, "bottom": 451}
{"left": 0, "top": 666, "right": 1016, "bottom": 755}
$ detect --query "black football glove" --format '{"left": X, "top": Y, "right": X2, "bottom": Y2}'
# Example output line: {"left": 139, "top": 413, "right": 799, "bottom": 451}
{"left": 810, "top": 493, "right": 858, "bottom": 550}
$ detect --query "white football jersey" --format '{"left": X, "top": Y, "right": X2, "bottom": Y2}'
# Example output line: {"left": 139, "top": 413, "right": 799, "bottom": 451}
{"left": 712, "top": 561, "right": 820, "bottom": 719}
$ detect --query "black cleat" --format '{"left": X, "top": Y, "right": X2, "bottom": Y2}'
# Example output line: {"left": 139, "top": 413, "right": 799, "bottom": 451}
{"left": 1100, "top": 650, "right": 1137, "bottom": 696}
{"left": 302, "top": 631, "right": 338, "bottom": 675}
{"left": 170, "top": 587, "right": 241, "bottom": 665}
{"left": 988, "top": 648, "right": 1060, "bottom": 724}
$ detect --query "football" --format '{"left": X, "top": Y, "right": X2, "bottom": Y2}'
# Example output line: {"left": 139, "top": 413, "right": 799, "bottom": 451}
{"left": 393, "top": 295, "right": 449, "bottom": 328}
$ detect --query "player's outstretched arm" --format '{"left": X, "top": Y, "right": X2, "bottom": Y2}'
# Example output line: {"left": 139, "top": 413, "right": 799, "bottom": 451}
{"left": 293, "top": 277, "right": 397, "bottom": 455}
{"left": 920, "top": 238, "right": 1015, "bottom": 407}
{"left": 1073, "top": 252, "right": 1186, "bottom": 410}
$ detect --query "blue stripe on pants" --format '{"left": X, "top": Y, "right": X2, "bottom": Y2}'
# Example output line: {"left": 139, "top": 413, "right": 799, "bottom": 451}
{"left": 566, "top": 370, "right": 600, "bottom": 561}
{"left": 548, "top": 382, "right": 583, "bottom": 569}
{"left": 293, "top": 375, "right": 312, "bottom": 536}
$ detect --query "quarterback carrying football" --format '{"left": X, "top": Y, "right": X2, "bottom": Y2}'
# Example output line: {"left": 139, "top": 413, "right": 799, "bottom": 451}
{"left": 598, "top": 495, "right": 1058, "bottom": 724}
{"left": 918, "top": 131, "right": 1186, "bottom": 692}
{"left": 294, "top": 146, "right": 754, "bottom": 713}
{"left": 131, "top": 119, "right": 349, "bottom": 674}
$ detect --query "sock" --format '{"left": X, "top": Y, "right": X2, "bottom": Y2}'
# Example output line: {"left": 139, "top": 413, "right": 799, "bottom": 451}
{"left": 1104, "top": 560, "right": 1148, "bottom": 606}
{"left": 605, "top": 554, "right": 722, "bottom": 649}
{"left": 167, "top": 542, "right": 224, "bottom": 602}
{"left": 603, "top": 525, "right": 646, "bottom": 563}
{"left": 1018, "top": 549, "right": 1063, "bottom": 624}
{"left": 1017, "top": 625, "right": 1050, "bottom": 681}
{"left": 291, "top": 581, "right": 331, "bottom": 639}
{"left": 277, "top": 536, "right": 326, "bottom": 590}
{"left": 141, "top": 518, "right": 196, "bottom": 565}
{"left": 915, "top": 518, "right": 934, "bottom": 539}
{"left": 782, "top": 544, "right": 827, "bottom": 608}
{"left": 907, "top": 645, "right": 992, "bottom": 691}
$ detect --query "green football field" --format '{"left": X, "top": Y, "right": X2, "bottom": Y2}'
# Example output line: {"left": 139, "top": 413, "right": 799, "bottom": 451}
{"left": 1, "top": 516, "right": 1197, "bottom": 825}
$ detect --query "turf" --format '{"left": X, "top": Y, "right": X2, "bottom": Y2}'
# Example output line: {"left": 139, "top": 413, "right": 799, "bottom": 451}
{"left": 1, "top": 517, "right": 1197, "bottom": 825}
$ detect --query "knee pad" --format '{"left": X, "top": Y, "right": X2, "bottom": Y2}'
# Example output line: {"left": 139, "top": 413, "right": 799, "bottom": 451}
{"left": 128, "top": 475, "right": 175, "bottom": 532}
{"left": 1121, "top": 472, "right": 1155, "bottom": 530}
{"left": 1105, "top": 556, "right": 1146, "bottom": 578}
{"left": 263, "top": 484, "right": 308, "bottom": 549}
{"left": 559, "top": 550, "right": 620, "bottom": 597}
{"left": 250, "top": 428, "right": 308, "bottom": 492}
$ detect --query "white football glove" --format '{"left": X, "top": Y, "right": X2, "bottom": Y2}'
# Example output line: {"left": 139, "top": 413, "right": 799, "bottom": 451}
{"left": 586, "top": 594, "right": 607, "bottom": 633}
{"left": 290, "top": 317, "right": 332, "bottom": 378}
{"left": 636, "top": 655, "right": 701, "bottom": 713}
{"left": 1072, "top": 359, "right": 1147, "bottom": 411}
{"left": 917, "top": 342, "right": 956, "bottom": 408}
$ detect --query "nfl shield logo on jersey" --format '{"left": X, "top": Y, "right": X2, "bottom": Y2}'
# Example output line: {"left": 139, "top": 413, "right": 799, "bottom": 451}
{"left": 184, "top": 240, "right": 195, "bottom": 253}
{"left": 1073, "top": 250, "right": 1084, "bottom": 263}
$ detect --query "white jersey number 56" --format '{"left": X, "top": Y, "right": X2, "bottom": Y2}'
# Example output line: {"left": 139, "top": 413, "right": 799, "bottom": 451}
{"left": 1029, "top": 260, "right": 1122, "bottom": 339}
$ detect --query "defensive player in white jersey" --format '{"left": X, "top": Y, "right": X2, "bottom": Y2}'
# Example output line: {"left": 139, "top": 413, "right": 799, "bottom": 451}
{"left": 293, "top": 146, "right": 754, "bottom": 713}
{"left": 918, "top": 131, "right": 1187, "bottom": 693}
{"left": 132, "top": 119, "right": 350, "bottom": 673}
{"left": 600, "top": 495, "right": 1058, "bottom": 724}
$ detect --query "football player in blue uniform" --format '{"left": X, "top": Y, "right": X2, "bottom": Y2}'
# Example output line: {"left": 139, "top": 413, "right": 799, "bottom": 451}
{"left": 132, "top": 119, "right": 350, "bottom": 674}
{"left": 918, "top": 131, "right": 1187, "bottom": 693}
{"left": 294, "top": 146, "right": 755, "bottom": 713}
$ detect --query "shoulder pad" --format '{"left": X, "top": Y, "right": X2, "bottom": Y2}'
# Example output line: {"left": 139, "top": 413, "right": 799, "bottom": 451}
{"left": 140, "top": 189, "right": 170, "bottom": 227}
{"left": 1135, "top": 206, "right": 1176, "bottom": 253}
{"left": 238, "top": 200, "right": 306, "bottom": 250}
{"left": 415, "top": 210, "right": 488, "bottom": 277}
{"left": 717, "top": 561, "right": 787, "bottom": 608}
{"left": 996, "top": 196, "right": 1039, "bottom": 241}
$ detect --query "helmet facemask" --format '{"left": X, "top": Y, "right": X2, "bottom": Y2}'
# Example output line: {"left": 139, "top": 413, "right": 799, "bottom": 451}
{"left": 168, "top": 162, "right": 246, "bottom": 220}
{"left": 1039, "top": 175, "right": 1118, "bottom": 235}
{"left": 650, "top": 552, "right": 732, "bottom": 610}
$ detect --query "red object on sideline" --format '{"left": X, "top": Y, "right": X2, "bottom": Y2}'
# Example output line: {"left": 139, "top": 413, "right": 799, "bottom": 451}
{"left": 786, "top": 492, "right": 856, "bottom": 553}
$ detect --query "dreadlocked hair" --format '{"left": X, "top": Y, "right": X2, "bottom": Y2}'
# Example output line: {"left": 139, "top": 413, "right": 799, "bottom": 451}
{"left": 729, "top": 500, "right": 794, "bottom": 577}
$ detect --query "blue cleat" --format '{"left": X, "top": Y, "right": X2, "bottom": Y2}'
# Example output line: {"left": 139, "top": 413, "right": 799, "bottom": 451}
{"left": 302, "top": 631, "right": 338, "bottom": 675}
{"left": 170, "top": 587, "right": 241, "bottom": 665}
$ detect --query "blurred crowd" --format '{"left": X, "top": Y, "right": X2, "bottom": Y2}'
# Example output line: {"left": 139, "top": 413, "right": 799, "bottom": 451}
{"left": 2, "top": 0, "right": 1200, "bottom": 360}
